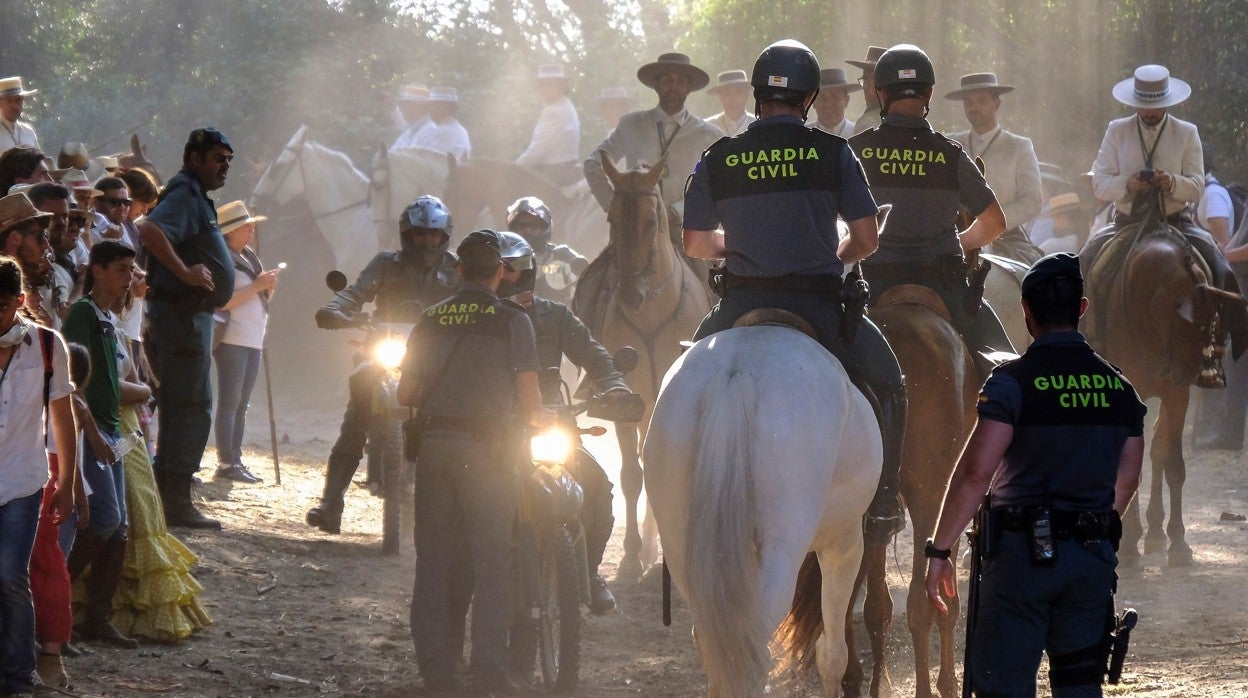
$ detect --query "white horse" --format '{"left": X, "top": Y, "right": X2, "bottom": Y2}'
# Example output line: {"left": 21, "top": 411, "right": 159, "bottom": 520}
{"left": 644, "top": 319, "right": 883, "bottom": 697}
{"left": 982, "top": 253, "right": 1032, "bottom": 351}
{"left": 370, "top": 145, "right": 451, "bottom": 250}
{"left": 250, "top": 125, "right": 376, "bottom": 276}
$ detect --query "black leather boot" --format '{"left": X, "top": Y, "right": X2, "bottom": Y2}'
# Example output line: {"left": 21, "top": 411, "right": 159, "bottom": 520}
{"left": 306, "top": 452, "right": 358, "bottom": 533}
{"left": 864, "top": 384, "right": 907, "bottom": 544}
{"left": 163, "top": 473, "right": 222, "bottom": 529}
{"left": 76, "top": 535, "right": 139, "bottom": 649}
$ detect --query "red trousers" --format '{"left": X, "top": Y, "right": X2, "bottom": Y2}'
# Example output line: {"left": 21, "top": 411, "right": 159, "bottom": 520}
{"left": 30, "top": 454, "right": 73, "bottom": 644}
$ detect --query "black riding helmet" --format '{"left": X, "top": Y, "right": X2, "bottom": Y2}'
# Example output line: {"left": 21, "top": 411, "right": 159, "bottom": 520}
{"left": 750, "top": 39, "right": 821, "bottom": 115}
{"left": 873, "top": 44, "right": 935, "bottom": 100}
{"left": 506, "top": 196, "right": 553, "bottom": 248}
{"left": 399, "top": 195, "right": 452, "bottom": 267}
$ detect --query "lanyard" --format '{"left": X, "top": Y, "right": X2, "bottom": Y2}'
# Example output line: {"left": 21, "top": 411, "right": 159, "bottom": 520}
{"left": 972, "top": 129, "right": 1002, "bottom": 159}
{"left": 1134, "top": 114, "right": 1168, "bottom": 169}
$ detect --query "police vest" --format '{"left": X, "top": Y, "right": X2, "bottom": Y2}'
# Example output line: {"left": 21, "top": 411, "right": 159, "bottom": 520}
{"left": 851, "top": 126, "right": 962, "bottom": 193}
{"left": 702, "top": 123, "right": 846, "bottom": 200}
{"left": 997, "top": 344, "right": 1141, "bottom": 428}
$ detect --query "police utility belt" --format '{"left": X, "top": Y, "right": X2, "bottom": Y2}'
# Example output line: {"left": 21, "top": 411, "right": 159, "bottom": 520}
{"left": 992, "top": 506, "right": 1121, "bottom": 548}
{"left": 709, "top": 269, "right": 843, "bottom": 297}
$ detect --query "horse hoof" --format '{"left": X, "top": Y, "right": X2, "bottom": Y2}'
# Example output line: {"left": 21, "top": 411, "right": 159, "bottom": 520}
{"left": 616, "top": 557, "right": 644, "bottom": 585}
{"left": 1167, "top": 544, "right": 1194, "bottom": 567}
{"left": 1117, "top": 548, "right": 1143, "bottom": 571}
{"left": 1143, "top": 535, "right": 1168, "bottom": 556}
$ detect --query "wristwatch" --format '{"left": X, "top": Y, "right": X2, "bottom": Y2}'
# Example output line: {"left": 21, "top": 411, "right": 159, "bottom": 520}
{"left": 924, "top": 539, "right": 952, "bottom": 560}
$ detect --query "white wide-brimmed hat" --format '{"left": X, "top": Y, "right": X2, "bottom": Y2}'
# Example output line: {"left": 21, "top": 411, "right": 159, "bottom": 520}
{"left": 399, "top": 83, "right": 429, "bottom": 103}
{"left": 707, "top": 69, "right": 750, "bottom": 95}
{"left": 1112, "top": 64, "right": 1191, "bottom": 109}
{"left": 0, "top": 76, "right": 37, "bottom": 98}
{"left": 217, "top": 200, "right": 268, "bottom": 235}
{"left": 597, "top": 86, "right": 629, "bottom": 103}
{"left": 945, "top": 72, "right": 1015, "bottom": 100}
{"left": 537, "top": 64, "right": 568, "bottom": 81}
{"left": 56, "top": 169, "right": 103, "bottom": 197}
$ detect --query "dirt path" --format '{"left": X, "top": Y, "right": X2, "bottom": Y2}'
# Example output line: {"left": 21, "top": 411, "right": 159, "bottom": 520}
{"left": 62, "top": 402, "right": 1248, "bottom": 697}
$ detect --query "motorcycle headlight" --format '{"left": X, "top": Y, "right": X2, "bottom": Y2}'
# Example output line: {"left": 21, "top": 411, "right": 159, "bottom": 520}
{"left": 530, "top": 427, "right": 574, "bottom": 465}
{"left": 372, "top": 337, "right": 407, "bottom": 371}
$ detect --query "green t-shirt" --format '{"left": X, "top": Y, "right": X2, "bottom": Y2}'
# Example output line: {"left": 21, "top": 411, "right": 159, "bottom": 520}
{"left": 62, "top": 297, "right": 121, "bottom": 435}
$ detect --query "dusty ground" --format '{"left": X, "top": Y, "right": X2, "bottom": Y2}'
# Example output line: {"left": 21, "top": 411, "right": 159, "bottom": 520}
{"left": 61, "top": 395, "right": 1248, "bottom": 697}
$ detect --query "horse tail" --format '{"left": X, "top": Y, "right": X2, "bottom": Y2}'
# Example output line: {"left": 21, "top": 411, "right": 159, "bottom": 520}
{"left": 772, "top": 552, "right": 823, "bottom": 676}
{"left": 685, "top": 367, "right": 769, "bottom": 697}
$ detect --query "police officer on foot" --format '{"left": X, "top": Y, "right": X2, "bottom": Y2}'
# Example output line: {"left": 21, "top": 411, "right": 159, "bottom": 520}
{"left": 849, "top": 44, "right": 1016, "bottom": 361}
{"left": 398, "top": 230, "right": 543, "bottom": 693}
{"left": 925, "top": 252, "right": 1146, "bottom": 697}
{"left": 682, "top": 39, "right": 907, "bottom": 540}
{"left": 306, "top": 195, "right": 457, "bottom": 534}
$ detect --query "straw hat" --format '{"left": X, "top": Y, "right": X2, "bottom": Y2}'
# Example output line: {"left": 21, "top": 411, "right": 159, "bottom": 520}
{"left": 399, "top": 83, "right": 429, "bottom": 102}
{"left": 56, "top": 169, "right": 103, "bottom": 197}
{"left": 0, "top": 192, "right": 53, "bottom": 235}
{"left": 58, "top": 142, "right": 91, "bottom": 170}
{"left": 636, "top": 52, "right": 710, "bottom": 91}
{"left": 428, "top": 87, "right": 458, "bottom": 103}
{"left": 818, "top": 68, "right": 861, "bottom": 93}
{"left": 944, "top": 72, "right": 1015, "bottom": 100}
{"left": 846, "top": 46, "right": 888, "bottom": 70}
{"left": 217, "top": 200, "right": 268, "bottom": 235}
{"left": 0, "top": 77, "right": 37, "bottom": 98}
{"left": 536, "top": 64, "right": 569, "bottom": 81}
{"left": 1044, "top": 192, "right": 1087, "bottom": 218}
{"left": 597, "top": 86, "right": 629, "bottom": 103}
{"left": 707, "top": 70, "right": 750, "bottom": 95}
{"left": 1112, "top": 64, "right": 1191, "bottom": 109}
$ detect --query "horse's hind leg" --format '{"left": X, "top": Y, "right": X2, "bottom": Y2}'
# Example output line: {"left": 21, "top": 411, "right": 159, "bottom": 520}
{"left": 615, "top": 422, "right": 645, "bottom": 583}
{"left": 841, "top": 559, "right": 868, "bottom": 698}
{"left": 861, "top": 540, "right": 892, "bottom": 697}
{"left": 1120, "top": 496, "right": 1144, "bottom": 567}
{"left": 817, "top": 534, "right": 867, "bottom": 697}
{"left": 1145, "top": 397, "right": 1184, "bottom": 556}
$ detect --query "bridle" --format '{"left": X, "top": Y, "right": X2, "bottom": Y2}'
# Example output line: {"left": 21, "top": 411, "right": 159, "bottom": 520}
{"left": 253, "top": 139, "right": 369, "bottom": 224}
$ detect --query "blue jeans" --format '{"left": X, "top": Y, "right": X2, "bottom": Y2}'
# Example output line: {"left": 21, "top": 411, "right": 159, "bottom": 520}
{"left": 0, "top": 489, "right": 42, "bottom": 693}
{"left": 80, "top": 432, "right": 127, "bottom": 538}
{"left": 213, "top": 343, "right": 262, "bottom": 465}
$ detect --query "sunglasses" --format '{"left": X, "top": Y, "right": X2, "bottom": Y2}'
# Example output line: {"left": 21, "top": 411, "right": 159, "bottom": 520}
{"left": 101, "top": 197, "right": 133, "bottom": 208}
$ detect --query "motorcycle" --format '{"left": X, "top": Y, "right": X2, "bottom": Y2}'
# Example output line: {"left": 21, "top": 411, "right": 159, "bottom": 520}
{"left": 321, "top": 270, "right": 416, "bottom": 555}
{"left": 510, "top": 349, "right": 644, "bottom": 692}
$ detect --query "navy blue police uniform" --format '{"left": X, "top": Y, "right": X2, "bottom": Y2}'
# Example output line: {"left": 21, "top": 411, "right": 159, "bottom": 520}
{"left": 684, "top": 114, "right": 903, "bottom": 395}
{"left": 850, "top": 114, "right": 1015, "bottom": 354}
{"left": 401, "top": 281, "right": 538, "bottom": 689}
{"left": 307, "top": 249, "right": 458, "bottom": 531}
{"left": 972, "top": 329, "right": 1145, "bottom": 695}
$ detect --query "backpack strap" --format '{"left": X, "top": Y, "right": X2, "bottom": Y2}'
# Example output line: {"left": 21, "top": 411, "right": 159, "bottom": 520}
{"left": 39, "top": 327, "right": 54, "bottom": 443}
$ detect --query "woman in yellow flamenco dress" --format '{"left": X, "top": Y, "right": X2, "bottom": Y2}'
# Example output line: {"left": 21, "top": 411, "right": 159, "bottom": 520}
{"left": 74, "top": 325, "right": 212, "bottom": 642}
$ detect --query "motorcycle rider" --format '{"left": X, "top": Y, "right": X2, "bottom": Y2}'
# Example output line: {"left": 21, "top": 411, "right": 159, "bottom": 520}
{"left": 506, "top": 196, "right": 589, "bottom": 306}
{"left": 306, "top": 195, "right": 458, "bottom": 533}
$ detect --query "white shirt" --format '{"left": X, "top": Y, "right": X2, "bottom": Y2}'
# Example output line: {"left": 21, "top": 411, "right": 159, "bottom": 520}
{"left": 221, "top": 267, "right": 269, "bottom": 349}
{"left": 517, "top": 96, "right": 581, "bottom": 167}
{"left": 413, "top": 116, "right": 472, "bottom": 161}
{"left": 809, "top": 116, "right": 855, "bottom": 138}
{"left": 0, "top": 117, "right": 39, "bottom": 153}
{"left": 1198, "top": 173, "right": 1234, "bottom": 230}
{"left": 0, "top": 319, "right": 72, "bottom": 505}
{"left": 1092, "top": 113, "right": 1204, "bottom": 217}
{"left": 707, "top": 111, "right": 755, "bottom": 137}
{"left": 392, "top": 117, "right": 432, "bottom": 150}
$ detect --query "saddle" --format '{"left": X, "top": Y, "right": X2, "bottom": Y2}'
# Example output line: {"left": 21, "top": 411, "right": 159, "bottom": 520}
{"left": 732, "top": 308, "right": 817, "bottom": 340}
{"left": 875, "top": 284, "right": 1014, "bottom": 376}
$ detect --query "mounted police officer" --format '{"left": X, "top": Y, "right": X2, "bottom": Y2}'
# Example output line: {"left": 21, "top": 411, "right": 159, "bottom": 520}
{"left": 397, "top": 230, "right": 543, "bottom": 694}
{"left": 682, "top": 39, "right": 907, "bottom": 541}
{"left": 925, "top": 252, "right": 1146, "bottom": 697}
{"left": 506, "top": 196, "right": 589, "bottom": 306}
{"left": 849, "top": 44, "right": 1015, "bottom": 361}
{"left": 305, "top": 195, "right": 457, "bottom": 534}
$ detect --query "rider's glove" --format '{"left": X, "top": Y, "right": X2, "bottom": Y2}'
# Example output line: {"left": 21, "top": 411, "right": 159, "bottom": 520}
{"left": 316, "top": 307, "right": 363, "bottom": 330}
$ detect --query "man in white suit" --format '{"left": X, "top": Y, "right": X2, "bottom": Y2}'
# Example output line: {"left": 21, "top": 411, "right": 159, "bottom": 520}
{"left": 583, "top": 52, "right": 723, "bottom": 225}
{"left": 946, "top": 72, "right": 1044, "bottom": 262}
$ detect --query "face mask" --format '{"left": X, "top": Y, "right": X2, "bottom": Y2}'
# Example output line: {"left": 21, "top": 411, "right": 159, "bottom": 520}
{"left": 0, "top": 320, "right": 29, "bottom": 348}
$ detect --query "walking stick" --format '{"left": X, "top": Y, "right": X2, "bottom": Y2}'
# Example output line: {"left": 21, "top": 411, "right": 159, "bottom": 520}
{"left": 262, "top": 346, "right": 281, "bottom": 485}
{"left": 253, "top": 218, "right": 282, "bottom": 484}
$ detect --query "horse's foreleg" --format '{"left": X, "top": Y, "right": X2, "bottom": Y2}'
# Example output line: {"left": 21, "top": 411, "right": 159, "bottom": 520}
{"left": 933, "top": 545, "right": 960, "bottom": 698}
{"left": 1143, "top": 436, "right": 1169, "bottom": 556}
{"left": 861, "top": 541, "right": 892, "bottom": 697}
{"left": 615, "top": 422, "right": 644, "bottom": 583}
{"left": 906, "top": 545, "right": 935, "bottom": 698}
{"left": 1145, "top": 397, "right": 1185, "bottom": 557}
{"left": 1119, "top": 496, "right": 1144, "bottom": 567}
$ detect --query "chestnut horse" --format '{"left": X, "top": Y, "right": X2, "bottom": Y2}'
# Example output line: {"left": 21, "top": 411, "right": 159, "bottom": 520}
{"left": 840, "top": 285, "right": 981, "bottom": 698}
{"left": 1085, "top": 213, "right": 1247, "bottom": 566}
{"left": 576, "top": 154, "right": 709, "bottom": 581}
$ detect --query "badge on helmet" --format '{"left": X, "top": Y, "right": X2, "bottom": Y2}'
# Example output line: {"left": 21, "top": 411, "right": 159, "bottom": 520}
{"left": 751, "top": 39, "right": 821, "bottom": 102}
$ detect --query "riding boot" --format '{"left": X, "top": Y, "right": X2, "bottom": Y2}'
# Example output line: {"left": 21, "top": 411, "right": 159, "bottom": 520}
{"left": 66, "top": 529, "right": 107, "bottom": 581}
{"left": 864, "top": 384, "right": 907, "bottom": 544}
{"left": 306, "top": 452, "right": 358, "bottom": 533}
{"left": 163, "top": 473, "right": 222, "bottom": 529}
{"left": 582, "top": 492, "right": 617, "bottom": 614}
{"left": 76, "top": 534, "right": 138, "bottom": 649}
